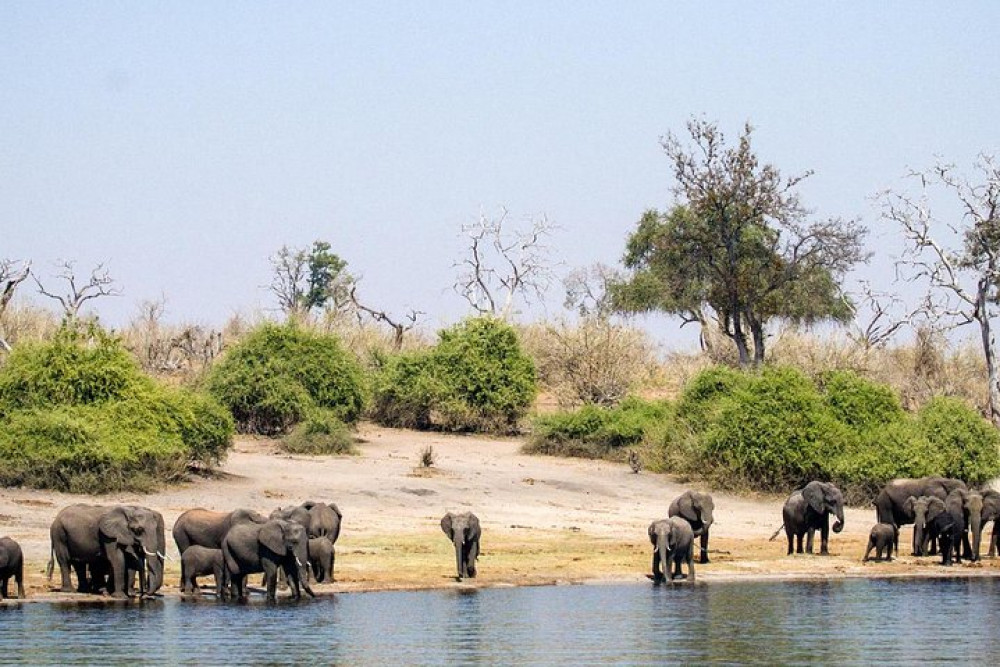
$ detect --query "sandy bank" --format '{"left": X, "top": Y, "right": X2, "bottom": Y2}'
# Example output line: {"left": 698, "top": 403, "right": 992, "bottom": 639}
{"left": 2, "top": 425, "right": 998, "bottom": 603}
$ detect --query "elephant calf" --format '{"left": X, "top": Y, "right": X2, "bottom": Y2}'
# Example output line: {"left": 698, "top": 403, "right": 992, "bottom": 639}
{"left": 0, "top": 536, "right": 25, "bottom": 599}
{"left": 308, "top": 537, "right": 335, "bottom": 583}
{"left": 648, "top": 517, "right": 695, "bottom": 583}
{"left": 181, "top": 545, "right": 227, "bottom": 597}
{"left": 863, "top": 523, "right": 897, "bottom": 562}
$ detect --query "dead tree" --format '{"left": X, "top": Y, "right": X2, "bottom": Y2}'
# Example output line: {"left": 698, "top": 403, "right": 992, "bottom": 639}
{"left": 847, "top": 281, "right": 914, "bottom": 350}
{"left": 34, "top": 260, "right": 121, "bottom": 322}
{"left": 877, "top": 155, "right": 1000, "bottom": 426}
{"left": 453, "top": 207, "right": 557, "bottom": 318}
{"left": 0, "top": 259, "right": 31, "bottom": 352}
{"left": 349, "top": 285, "right": 423, "bottom": 350}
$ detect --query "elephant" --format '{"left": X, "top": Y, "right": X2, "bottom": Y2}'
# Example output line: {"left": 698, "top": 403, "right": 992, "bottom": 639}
{"left": 172, "top": 508, "right": 268, "bottom": 554}
{"left": 874, "top": 477, "right": 967, "bottom": 555}
{"left": 270, "top": 505, "right": 311, "bottom": 528}
{"left": 981, "top": 490, "right": 1000, "bottom": 558}
{"left": 441, "top": 512, "right": 480, "bottom": 581}
{"left": 302, "top": 501, "right": 343, "bottom": 541}
{"left": 905, "top": 496, "right": 935, "bottom": 556}
{"left": 958, "top": 490, "right": 984, "bottom": 561}
{"left": 648, "top": 517, "right": 695, "bottom": 583}
{"left": 781, "top": 481, "right": 845, "bottom": 555}
{"left": 863, "top": 523, "right": 897, "bottom": 562}
{"left": 48, "top": 504, "right": 166, "bottom": 598}
{"left": 181, "top": 545, "right": 228, "bottom": 597}
{"left": 0, "top": 536, "right": 25, "bottom": 599}
{"left": 222, "top": 518, "right": 315, "bottom": 602}
{"left": 921, "top": 494, "right": 963, "bottom": 566}
{"left": 668, "top": 490, "right": 714, "bottom": 564}
{"left": 308, "top": 537, "right": 335, "bottom": 583}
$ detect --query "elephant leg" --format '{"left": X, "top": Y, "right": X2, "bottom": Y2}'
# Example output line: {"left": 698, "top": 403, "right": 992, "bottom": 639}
{"left": 795, "top": 533, "right": 804, "bottom": 554}
{"left": 71, "top": 562, "right": 89, "bottom": 593}
{"left": 805, "top": 529, "right": 814, "bottom": 554}
{"left": 107, "top": 550, "right": 128, "bottom": 598}
{"left": 819, "top": 514, "right": 830, "bottom": 555}
{"left": 699, "top": 529, "right": 710, "bottom": 564}
{"left": 863, "top": 537, "right": 874, "bottom": 562}
{"left": 15, "top": 565, "right": 23, "bottom": 599}
{"left": 53, "top": 542, "right": 76, "bottom": 593}
{"left": 989, "top": 524, "right": 999, "bottom": 558}
{"left": 1, "top": 577, "right": 7, "bottom": 599}
{"left": 263, "top": 561, "right": 278, "bottom": 602}
{"left": 785, "top": 527, "right": 794, "bottom": 556}
{"left": 467, "top": 542, "right": 479, "bottom": 578}
{"left": 651, "top": 552, "right": 663, "bottom": 582}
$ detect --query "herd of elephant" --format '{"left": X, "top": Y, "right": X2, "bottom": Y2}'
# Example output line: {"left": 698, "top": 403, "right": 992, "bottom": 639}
{"left": 1, "top": 476, "right": 997, "bottom": 599}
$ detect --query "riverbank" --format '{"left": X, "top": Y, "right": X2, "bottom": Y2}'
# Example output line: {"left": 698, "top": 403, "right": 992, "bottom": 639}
{"left": 2, "top": 425, "right": 999, "bottom": 603}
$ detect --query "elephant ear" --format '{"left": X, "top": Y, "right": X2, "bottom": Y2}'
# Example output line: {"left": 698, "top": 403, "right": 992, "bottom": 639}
{"left": 328, "top": 503, "right": 343, "bottom": 519}
{"left": 440, "top": 513, "right": 454, "bottom": 539}
{"left": 802, "top": 483, "right": 825, "bottom": 514}
{"left": 99, "top": 507, "right": 136, "bottom": 547}
{"left": 904, "top": 496, "right": 916, "bottom": 514}
{"left": 647, "top": 522, "right": 658, "bottom": 546}
{"left": 301, "top": 500, "right": 318, "bottom": 510}
{"left": 676, "top": 494, "right": 698, "bottom": 522}
{"left": 467, "top": 514, "right": 481, "bottom": 540}
{"left": 259, "top": 521, "right": 286, "bottom": 554}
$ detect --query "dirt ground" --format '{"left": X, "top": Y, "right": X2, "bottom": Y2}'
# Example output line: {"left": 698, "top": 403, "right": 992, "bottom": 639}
{"left": 2, "top": 424, "right": 999, "bottom": 602}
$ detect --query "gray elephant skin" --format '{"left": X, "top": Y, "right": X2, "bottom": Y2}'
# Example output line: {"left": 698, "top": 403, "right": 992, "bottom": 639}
{"left": 181, "top": 545, "right": 228, "bottom": 597}
{"left": 980, "top": 490, "right": 1000, "bottom": 558}
{"left": 308, "top": 537, "right": 335, "bottom": 583}
{"left": 222, "top": 518, "right": 315, "bottom": 601}
{"left": 648, "top": 517, "right": 695, "bottom": 583}
{"left": 782, "top": 481, "right": 845, "bottom": 555}
{"left": 874, "top": 477, "right": 967, "bottom": 555}
{"left": 863, "top": 523, "right": 897, "bottom": 562}
{"left": 668, "top": 490, "right": 714, "bottom": 564}
{"left": 917, "top": 493, "right": 965, "bottom": 565}
{"left": 48, "top": 504, "right": 166, "bottom": 598}
{"left": 172, "top": 508, "right": 268, "bottom": 554}
{"left": 0, "top": 536, "right": 25, "bottom": 599}
{"left": 441, "top": 512, "right": 480, "bottom": 581}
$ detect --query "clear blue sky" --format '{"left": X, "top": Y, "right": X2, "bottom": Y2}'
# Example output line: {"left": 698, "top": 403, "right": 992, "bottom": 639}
{"left": 2, "top": 2, "right": 998, "bottom": 345}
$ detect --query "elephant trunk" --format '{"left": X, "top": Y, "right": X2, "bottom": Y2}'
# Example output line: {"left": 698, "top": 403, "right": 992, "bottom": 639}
{"left": 832, "top": 505, "right": 845, "bottom": 534}
{"left": 970, "top": 512, "right": 982, "bottom": 560}
{"left": 453, "top": 535, "right": 465, "bottom": 579}
{"left": 913, "top": 520, "right": 926, "bottom": 556}
{"left": 658, "top": 538, "right": 669, "bottom": 582}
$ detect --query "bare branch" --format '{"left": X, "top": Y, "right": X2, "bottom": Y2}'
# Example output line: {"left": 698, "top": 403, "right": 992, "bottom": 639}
{"left": 33, "top": 260, "right": 121, "bottom": 320}
{"left": 349, "top": 285, "right": 424, "bottom": 350}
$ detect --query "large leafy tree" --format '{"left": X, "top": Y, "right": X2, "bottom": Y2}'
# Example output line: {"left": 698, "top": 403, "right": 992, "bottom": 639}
{"left": 612, "top": 119, "right": 867, "bottom": 365}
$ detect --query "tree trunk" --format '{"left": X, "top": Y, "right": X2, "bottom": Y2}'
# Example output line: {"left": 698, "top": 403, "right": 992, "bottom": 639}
{"left": 748, "top": 316, "right": 766, "bottom": 366}
{"left": 976, "top": 282, "right": 1000, "bottom": 428}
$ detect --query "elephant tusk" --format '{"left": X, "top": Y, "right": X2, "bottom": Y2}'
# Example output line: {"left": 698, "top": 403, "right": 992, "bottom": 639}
{"left": 158, "top": 551, "right": 173, "bottom": 562}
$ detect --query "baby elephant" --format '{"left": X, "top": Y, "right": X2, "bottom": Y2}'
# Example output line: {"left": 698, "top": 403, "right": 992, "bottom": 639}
{"left": 441, "top": 512, "right": 480, "bottom": 581}
{"left": 0, "top": 536, "right": 25, "bottom": 599}
{"left": 648, "top": 517, "right": 695, "bottom": 583}
{"left": 308, "top": 537, "right": 335, "bottom": 583}
{"left": 863, "top": 523, "right": 898, "bottom": 562}
{"left": 181, "top": 545, "right": 227, "bottom": 597}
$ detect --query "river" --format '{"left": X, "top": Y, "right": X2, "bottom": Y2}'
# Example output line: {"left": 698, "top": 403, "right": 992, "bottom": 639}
{"left": 1, "top": 578, "right": 998, "bottom": 664}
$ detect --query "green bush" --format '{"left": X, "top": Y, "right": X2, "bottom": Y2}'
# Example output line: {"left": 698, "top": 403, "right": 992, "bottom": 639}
{"left": 370, "top": 317, "right": 537, "bottom": 433}
{"left": 675, "top": 365, "right": 748, "bottom": 430}
{"left": 918, "top": 396, "right": 1000, "bottom": 484}
{"left": 205, "top": 322, "right": 365, "bottom": 435}
{"left": 279, "top": 408, "right": 357, "bottom": 455}
{"left": 820, "top": 370, "right": 904, "bottom": 430}
{"left": 0, "top": 326, "right": 233, "bottom": 492}
{"left": 830, "top": 421, "right": 941, "bottom": 502}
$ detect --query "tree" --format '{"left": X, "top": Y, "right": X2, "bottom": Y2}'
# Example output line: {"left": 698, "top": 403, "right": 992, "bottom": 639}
{"left": 453, "top": 207, "right": 557, "bottom": 318}
{"left": 877, "top": 155, "right": 1000, "bottom": 427}
{"left": 0, "top": 259, "right": 31, "bottom": 352}
{"left": 268, "top": 241, "right": 354, "bottom": 317}
{"left": 348, "top": 284, "right": 424, "bottom": 351}
{"left": 613, "top": 119, "right": 867, "bottom": 365}
{"left": 33, "top": 260, "right": 120, "bottom": 322}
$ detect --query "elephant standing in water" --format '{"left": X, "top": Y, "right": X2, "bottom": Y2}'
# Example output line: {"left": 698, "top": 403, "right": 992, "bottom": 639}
{"left": 48, "top": 504, "right": 166, "bottom": 598}
{"left": 781, "top": 481, "right": 844, "bottom": 555}
{"left": 874, "top": 477, "right": 967, "bottom": 555}
{"left": 668, "top": 490, "right": 714, "bottom": 564}
{"left": 441, "top": 512, "right": 480, "bottom": 581}
{"left": 648, "top": 517, "right": 695, "bottom": 583}
{"left": 222, "top": 518, "right": 314, "bottom": 601}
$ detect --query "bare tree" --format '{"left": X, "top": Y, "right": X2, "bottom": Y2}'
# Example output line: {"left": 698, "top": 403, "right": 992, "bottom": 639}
{"left": 846, "top": 281, "right": 914, "bottom": 350}
{"left": 453, "top": 207, "right": 558, "bottom": 318}
{"left": 0, "top": 259, "right": 31, "bottom": 351}
{"left": 33, "top": 260, "right": 120, "bottom": 321}
{"left": 268, "top": 241, "right": 354, "bottom": 318}
{"left": 348, "top": 285, "right": 424, "bottom": 351}
{"left": 877, "top": 154, "right": 1000, "bottom": 426}
{"left": 563, "top": 263, "right": 623, "bottom": 319}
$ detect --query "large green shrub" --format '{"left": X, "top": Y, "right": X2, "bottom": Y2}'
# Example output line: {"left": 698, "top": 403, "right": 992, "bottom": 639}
{"left": 675, "top": 365, "right": 748, "bottom": 430}
{"left": 527, "top": 398, "right": 673, "bottom": 458}
{"left": 918, "top": 396, "right": 1000, "bottom": 484}
{"left": 371, "top": 317, "right": 537, "bottom": 433}
{"left": 0, "top": 326, "right": 234, "bottom": 493}
{"left": 820, "top": 370, "right": 904, "bottom": 430}
{"left": 205, "top": 322, "right": 365, "bottom": 435}
{"left": 279, "top": 408, "right": 357, "bottom": 455}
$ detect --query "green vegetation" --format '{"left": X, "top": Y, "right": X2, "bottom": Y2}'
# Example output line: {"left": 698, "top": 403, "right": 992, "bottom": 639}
{"left": 371, "top": 317, "right": 537, "bottom": 433}
{"left": 279, "top": 408, "right": 356, "bottom": 455}
{"left": 527, "top": 365, "right": 1000, "bottom": 502}
{"left": 205, "top": 322, "right": 365, "bottom": 435}
{"left": 0, "top": 326, "right": 233, "bottom": 493}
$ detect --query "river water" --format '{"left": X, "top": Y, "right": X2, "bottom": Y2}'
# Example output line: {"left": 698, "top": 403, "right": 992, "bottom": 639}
{"left": 1, "top": 578, "right": 998, "bottom": 664}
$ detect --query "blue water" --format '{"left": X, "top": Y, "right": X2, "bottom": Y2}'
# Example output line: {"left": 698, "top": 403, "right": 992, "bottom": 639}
{"left": 1, "top": 578, "right": 999, "bottom": 664}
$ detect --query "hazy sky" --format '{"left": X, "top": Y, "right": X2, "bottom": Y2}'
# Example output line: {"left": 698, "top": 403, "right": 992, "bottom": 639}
{"left": 3, "top": 2, "right": 998, "bottom": 347}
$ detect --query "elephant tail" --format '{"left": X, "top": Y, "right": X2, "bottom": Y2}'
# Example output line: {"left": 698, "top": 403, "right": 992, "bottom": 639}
{"left": 46, "top": 548, "right": 54, "bottom": 581}
{"left": 768, "top": 524, "right": 785, "bottom": 542}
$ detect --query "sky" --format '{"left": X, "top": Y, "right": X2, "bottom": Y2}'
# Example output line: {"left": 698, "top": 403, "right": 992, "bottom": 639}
{"left": 2, "top": 2, "right": 999, "bottom": 348}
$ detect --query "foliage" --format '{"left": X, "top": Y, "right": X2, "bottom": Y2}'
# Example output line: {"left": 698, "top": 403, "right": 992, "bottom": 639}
{"left": 206, "top": 322, "right": 365, "bottom": 435}
{"left": 370, "top": 317, "right": 537, "bottom": 433}
{"left": 917, "top": 396, "right": 1000, "bottom": 484}
{"left": 279, "top": 408, "right": 356, "bottom": 455}
{"left": 269, "top": 240, "right": 354, "bottom": 316}
{"left": 526, "top": 397, "right": 674, "bottom": 459}
{"left": 0, "top": 326, "right": 234, "bottom": 492}
{"left": 819, "top": 370, "right": 904, "bottom": 430}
